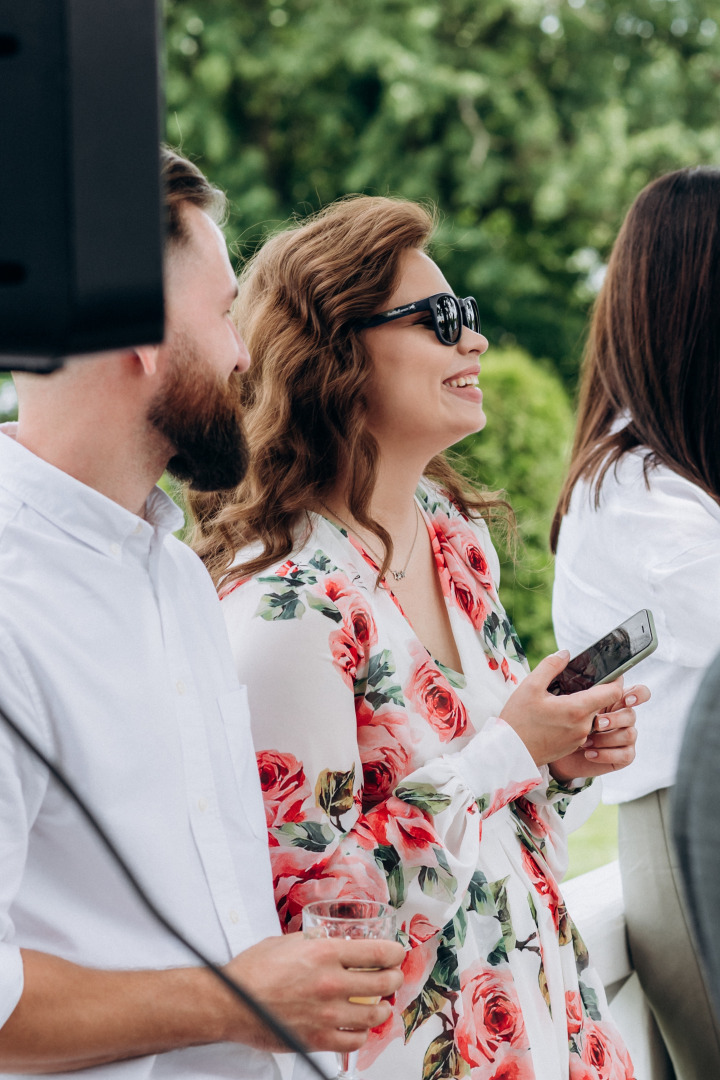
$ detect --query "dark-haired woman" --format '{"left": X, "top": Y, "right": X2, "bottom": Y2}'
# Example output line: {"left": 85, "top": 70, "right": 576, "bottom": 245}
{"left": 552, "top": 166, "right": 720, "bottom": 1078}
{"left": 191, "top": 196, "right": 644, "bottom": 1079}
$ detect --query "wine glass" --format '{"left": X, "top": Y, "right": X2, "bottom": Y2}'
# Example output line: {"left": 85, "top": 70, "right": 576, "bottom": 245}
{"left": 302, "top": 898, "right": 397, "bottom": 1080}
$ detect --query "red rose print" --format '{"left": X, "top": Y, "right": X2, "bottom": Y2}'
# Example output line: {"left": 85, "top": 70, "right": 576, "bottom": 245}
{"left": 356, "top": 703, "right": 413, "bottom": 807}
{"left": 456, "top": 960, "right": 528, "bottom": 1067}
{"left": 521, "top": 847, "right": 563, "bottom": 931}
{"left": 272, "top": 845, "right": 389, "bottom": 932}
{"left": 428, "top": 525, "right": 454, "bottom": 600}
{"left": 367, "top": 795, "right": 440, "bottom": 866}
{"left": 404, "top": 641, "right": 468, "bottom": 742}
{"left": 486, "top": 1044, "right": 536, "bottom": 1080}
{"left": 512, "top": 796, "right": 549, "bottom": 839}
{"left": 407, "top": 912, "right": 440, "bottom": 945}
{"left": 486, "top": 775, "right": 542, "bottom": 818}
{"left": 322, "top": 575, "right": 378, "bottom": 687}
{"left": 574, "top": 1019, "right": 635, "bottom": 1080}
{"left": 256, "top": 750, "right": 312, "bottom": 830}
{"left": 429, "top": 511, "right": 494, "bottom": 629}
{"left": 322, "top": 573, "right": 378, "bottom": 650}
{"left": 566, "top": 990, "right": 583, "bottom": 1036}
{"left": 329, "top": 624, "right": 361, "bottom": 688}
{"left": 569, "top": 1061, "right": 599, "bottom": 1080}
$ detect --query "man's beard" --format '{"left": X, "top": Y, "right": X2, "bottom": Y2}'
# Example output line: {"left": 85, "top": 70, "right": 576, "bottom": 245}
{"left": 147, "top": 334, "right": 250, "bottom": 492}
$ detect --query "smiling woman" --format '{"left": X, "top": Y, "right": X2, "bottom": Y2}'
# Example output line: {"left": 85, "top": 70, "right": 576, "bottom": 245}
{"left": 187, "top": 195, "right": 642, "bottom": 1080}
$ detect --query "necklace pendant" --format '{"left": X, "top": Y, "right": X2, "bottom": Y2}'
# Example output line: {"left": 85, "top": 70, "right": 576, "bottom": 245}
{"left": 390, "top": 569, "right": 406, "bottom": 581}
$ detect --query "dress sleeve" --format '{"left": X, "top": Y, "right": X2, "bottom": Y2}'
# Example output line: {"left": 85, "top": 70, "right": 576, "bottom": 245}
{"left": 0, "top": 630, "right": 50, "bottom": 1027}
{"left": 222, "top": 572, "right": 544, "bottom": 938}
{"left": 511, "top": 771, "right": 599, "bottom": 882}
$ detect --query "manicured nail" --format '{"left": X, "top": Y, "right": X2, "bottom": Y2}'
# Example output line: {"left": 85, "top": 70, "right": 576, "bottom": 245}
{"left": 596, "top": 717, "right": 611, "bottom": 730}
{"left": 554, "top": 649, "right": 570, "bottom": 660}
{"left": 625, "top": 695, "right": 637, "bottom": 706}
{"left": 582, "top": 738, "right": 593, "bottom": 748}
{"left": 585, "top": 750, "right": 599, "bottom": 759}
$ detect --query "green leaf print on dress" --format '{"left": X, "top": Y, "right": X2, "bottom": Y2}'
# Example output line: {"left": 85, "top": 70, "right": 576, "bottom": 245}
{"left": 395, "top": 782, "right": 453, "bottom": 816}
{"left": 422, "top": 1031, "right": 470, "bottom": 1080}
{"left": 255, "top": 553, "right": 343, "bottom": 624}
{"left": 315, "top": 766, "right": 355, "bottom": 829}
{"left": 360, "top": 648, "right": 404, "bottom": 710}
{"left": 273, "top": 820, "right": 336, "bottom": 852}
{"left": 467, "top": 869, "right": 496, "bottom": 917}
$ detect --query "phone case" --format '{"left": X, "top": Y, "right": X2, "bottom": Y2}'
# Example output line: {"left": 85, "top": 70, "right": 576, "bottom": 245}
{"left": 595, "top": 608, "right": 658, "bottom": 684}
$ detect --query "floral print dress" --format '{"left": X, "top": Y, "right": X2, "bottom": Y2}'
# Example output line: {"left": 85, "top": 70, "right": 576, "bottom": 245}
{"left": 221, "top": 482, "right": 634, "bottom": 1080}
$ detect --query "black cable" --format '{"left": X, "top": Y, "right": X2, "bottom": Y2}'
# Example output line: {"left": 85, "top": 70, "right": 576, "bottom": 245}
{"left": 0, "top": 703, "right": 329, "bottom": 1080}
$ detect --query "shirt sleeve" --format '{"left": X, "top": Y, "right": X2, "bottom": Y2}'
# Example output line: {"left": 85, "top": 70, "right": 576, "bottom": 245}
{"left": 0, "top": 630, "right": 51, "bottom": 1027}
{"left": 222, "top": 577, "right": 544, "bottom": 939}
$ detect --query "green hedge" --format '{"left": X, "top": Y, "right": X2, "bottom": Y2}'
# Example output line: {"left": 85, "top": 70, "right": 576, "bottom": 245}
{"left": 454, "top": 346, "right": 575, "bottom": 667}
{"left": 0, "top": 374, "right": 17, "bottom": 423}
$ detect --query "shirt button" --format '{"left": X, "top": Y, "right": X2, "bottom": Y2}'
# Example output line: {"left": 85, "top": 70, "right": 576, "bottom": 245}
{"left": 229, "top": 910, "right": 240, "bottom": 924}
{"left": 133, "top": 522, "right": 143, "bottom": 535}
{"left": 176, "top": 680, "right": 186, "bottom": 695}
{"left": 110, "top": 542, "right": 121, "bottom": 557}
{"left": 197, "top": 797, "right": 208, "bottom": 812}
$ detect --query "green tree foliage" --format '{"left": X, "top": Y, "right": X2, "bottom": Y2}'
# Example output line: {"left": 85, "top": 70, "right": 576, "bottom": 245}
{"left": 0, "top": 375, "right": 17, "bottom": 423}
{"left": 454, "top": 346, "right": 574, "bottom": 666}
{"left": 164, "top": 0, "right": 720, "bottom": 382}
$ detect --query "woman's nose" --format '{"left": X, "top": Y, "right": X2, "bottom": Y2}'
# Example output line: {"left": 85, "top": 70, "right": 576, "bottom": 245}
{"left": 459, "top": 326, "right": 488, "bottom": 354}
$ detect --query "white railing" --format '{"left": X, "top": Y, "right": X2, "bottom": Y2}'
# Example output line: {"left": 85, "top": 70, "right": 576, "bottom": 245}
{"left": 563, "top": 861, "right": 672, "bottom": 1080}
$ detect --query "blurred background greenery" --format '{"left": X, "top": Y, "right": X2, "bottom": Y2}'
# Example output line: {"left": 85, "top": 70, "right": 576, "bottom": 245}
{"left": 3, "top": 0, "right": 719, "bottom": 870}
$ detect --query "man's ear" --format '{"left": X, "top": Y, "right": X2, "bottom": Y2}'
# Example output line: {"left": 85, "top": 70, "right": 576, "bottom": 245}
{"left": 133, "top": 343, "right": 162, "bottom": 377}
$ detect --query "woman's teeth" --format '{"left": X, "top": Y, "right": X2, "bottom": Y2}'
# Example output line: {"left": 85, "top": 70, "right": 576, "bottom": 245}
{"left": 446, "top": 374, "right": 479, "bottom": 388}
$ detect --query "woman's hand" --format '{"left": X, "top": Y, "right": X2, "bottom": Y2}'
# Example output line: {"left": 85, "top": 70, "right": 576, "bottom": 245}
{"left": 499, "top": 650, "right": 627, "bottom": 768}
{"left": 549, "top": 682, "right": 649, "bottom": 784}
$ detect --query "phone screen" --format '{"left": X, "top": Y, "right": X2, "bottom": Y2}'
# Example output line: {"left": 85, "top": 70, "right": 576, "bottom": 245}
{"left": 548, "top": 610, "right": 655, "bottom": 696}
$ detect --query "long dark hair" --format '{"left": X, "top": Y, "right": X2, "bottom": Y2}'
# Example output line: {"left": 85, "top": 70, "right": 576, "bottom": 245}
{"left": 551, "top": 166, "right": 720, "bottom": 551}
{"left": 188, "top": 195, "right": 511, "bottom": 588}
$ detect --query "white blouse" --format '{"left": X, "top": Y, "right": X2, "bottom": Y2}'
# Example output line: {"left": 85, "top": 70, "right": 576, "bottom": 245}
{"left": 553, "top": 449, "right": 720, "bottom": 803}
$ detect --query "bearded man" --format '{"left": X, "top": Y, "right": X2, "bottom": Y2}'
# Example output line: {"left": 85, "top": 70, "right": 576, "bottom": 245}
{"left": 0, "top": 148, "right": 402, "bottom": 1079}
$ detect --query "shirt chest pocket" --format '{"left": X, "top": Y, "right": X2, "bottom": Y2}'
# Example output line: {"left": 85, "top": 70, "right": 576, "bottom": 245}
{"left": 217, "top": 687, "right": 267, "bottom": 840}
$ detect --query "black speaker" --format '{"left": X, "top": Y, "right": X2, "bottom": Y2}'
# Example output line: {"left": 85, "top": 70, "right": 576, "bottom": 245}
{"left": 0, "top": 0, "right": 164, "bottom": 372}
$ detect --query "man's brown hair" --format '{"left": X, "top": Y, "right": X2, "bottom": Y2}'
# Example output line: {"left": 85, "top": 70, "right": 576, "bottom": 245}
{"left": 161, "top": 146, "right": 227, "bottom": 247}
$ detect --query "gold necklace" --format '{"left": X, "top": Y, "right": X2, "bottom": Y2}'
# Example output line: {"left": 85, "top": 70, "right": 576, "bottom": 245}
{"left": 320, "top": 500, "right": 421, "bottom": 581}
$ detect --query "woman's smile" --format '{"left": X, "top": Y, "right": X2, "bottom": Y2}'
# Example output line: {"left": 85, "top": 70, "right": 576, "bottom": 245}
{"left": 443, "top": 366, "right": 482, "bottom": 403}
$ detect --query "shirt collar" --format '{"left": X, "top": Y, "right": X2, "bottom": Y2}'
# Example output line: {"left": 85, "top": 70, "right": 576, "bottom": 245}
{"left": 0, "top": 423, "right": 185, "bottom": 554}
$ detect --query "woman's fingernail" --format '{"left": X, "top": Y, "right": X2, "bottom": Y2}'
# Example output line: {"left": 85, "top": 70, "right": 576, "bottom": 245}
{"left": 554, "top": 649, "right": 570, "bottom": 660}
{"left": 626, "top": 695, "right": 637, "bottom": 706}
{"left": 585, "top": 750, "right": 599, "bottom": 759}
{"left": 597, "top": 717, "right": 611, "bottom": 729}
{"left": 582, "top": 738, "right": 593, "bottom": 748}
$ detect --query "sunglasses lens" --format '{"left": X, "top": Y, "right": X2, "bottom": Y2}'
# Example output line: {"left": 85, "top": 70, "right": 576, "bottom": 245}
{"left": 436, "top": 295, "right": 460, "bottom": 343}
{"left": 463, "top": 298, "right": 481, "bottom": 333}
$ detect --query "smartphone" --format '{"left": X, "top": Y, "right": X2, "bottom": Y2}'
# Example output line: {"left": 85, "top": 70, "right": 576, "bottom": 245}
{"left": 548, "top": 609, "right": 658, "bottom": 696}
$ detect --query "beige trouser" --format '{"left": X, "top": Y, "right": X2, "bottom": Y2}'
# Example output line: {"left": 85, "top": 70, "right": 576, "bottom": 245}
{"left": 619, "top": 787, "right": 720, "bottom": 1080}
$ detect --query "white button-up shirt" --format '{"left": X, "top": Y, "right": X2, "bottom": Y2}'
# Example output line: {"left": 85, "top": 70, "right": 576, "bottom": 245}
{"left": 0, "top": 425, "right": 284, "bottom": 1079}
{"left": 553, "top": 447, "right": 720, "bottom": 803}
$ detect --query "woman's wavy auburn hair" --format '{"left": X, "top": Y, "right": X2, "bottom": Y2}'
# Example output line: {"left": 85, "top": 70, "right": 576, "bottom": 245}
{"left": 551, "top": 165, "right": 720, "bottom": 551}
{"left": 189, "top": 194, "right": 510, "bottom": 588}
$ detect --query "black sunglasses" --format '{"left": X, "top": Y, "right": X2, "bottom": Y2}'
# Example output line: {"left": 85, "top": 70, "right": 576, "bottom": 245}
{"left": 360, "top": 292, "right": 481, "bottom": 345}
